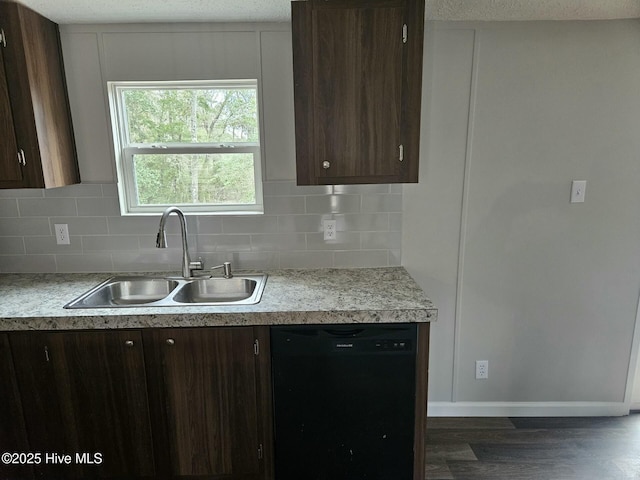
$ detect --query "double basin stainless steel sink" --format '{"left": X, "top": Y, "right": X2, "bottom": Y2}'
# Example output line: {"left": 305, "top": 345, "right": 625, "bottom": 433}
{"left": 64, "top": 274, "right": 267, "bottom": 309}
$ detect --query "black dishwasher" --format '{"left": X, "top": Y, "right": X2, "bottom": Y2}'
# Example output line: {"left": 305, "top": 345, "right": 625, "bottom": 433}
{"left": 271, "top": 324, "right": 417, "bottom": 480}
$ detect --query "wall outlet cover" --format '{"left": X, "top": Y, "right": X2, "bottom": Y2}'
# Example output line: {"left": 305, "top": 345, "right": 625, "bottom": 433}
{"left": 476, "top": 360, "right": 488, "bottom": 379}
{"left": 55, "top": 224, "right": 70, "bottom": 245}
{"left": 323, "top": 219, "right": 337, "bottom": 240}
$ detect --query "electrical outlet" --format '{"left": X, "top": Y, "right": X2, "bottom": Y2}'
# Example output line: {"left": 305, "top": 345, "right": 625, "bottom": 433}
{"left": 475, "top": 360, "right": 488, "bottom": 379}
{"left": 54, "top": 224, "right": 70, "bottom": 245}
{"left": 323, "top": 220, "right": 337, "bottom": 240}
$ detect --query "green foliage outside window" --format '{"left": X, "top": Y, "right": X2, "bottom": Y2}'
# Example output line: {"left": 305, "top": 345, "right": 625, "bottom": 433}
{"left": 121, "top": 87, "right": 259, "bottom": 206}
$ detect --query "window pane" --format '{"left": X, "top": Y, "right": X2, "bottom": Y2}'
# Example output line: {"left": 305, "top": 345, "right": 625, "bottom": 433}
{"left": 132, "top": 153, "right": 256, "bottom": 206}
{"left": 123, "top": 88, "right": 259, "bottom": 144}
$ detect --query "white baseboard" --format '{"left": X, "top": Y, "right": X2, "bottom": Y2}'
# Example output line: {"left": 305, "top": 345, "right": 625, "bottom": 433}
{"left": 427, "top": 401, "right": 630, "bottom": 417}
{"left": 630, "top": 402, "right": 640, "bottom": 412}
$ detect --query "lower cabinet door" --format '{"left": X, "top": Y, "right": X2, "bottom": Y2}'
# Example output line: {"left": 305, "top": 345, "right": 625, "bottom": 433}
{"left": 9, "top": 330, "right": 155, "bottom": 478}
{"left": 144, "top": 327, "right": 262, "bottom": 478}
{"left": 0, "top": 334, "right": 32, "bottom": 479}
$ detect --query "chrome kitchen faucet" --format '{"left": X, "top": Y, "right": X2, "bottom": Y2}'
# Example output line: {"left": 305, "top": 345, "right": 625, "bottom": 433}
{"left": 155, "top": 206, "right": 203, "bottom": 278}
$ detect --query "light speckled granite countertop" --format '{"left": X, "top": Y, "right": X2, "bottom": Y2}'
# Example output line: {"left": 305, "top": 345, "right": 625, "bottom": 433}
{"left": 0, "top": 267, "right": 436, "bottom": 331}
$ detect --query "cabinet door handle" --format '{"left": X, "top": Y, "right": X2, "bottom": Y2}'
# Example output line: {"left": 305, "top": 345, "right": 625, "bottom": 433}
{"left": 322, "top": 161, "right": 330, "bottom": 169}
{"left": 125, "top": 340, "right": 135, "bottom": 347}
{"left": 0, "top": 29, "right": 5, "bottom": 48}
{"left": 166, "top": 338, "right": 175, "bottom": 346}
{"left": 17, "top": 149, "right": 26, "bottom": 166}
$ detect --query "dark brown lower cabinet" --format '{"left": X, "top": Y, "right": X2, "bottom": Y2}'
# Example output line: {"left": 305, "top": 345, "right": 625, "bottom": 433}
{"left": 9, "top": 330, "right": 155, "bottom": 478}
{"left": 0, "top": 333, "right": 32, "bottom": 479}
{"left": 143, "top": 327, "right": 269, "bottom": 479}
{"left": 4, "top": 327, "right": 274, "bottom": 480}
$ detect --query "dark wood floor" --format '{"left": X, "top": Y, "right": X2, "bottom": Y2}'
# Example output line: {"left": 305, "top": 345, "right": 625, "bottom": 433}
{"left": 426, "top": 415, "right": 640, "bottom": 480}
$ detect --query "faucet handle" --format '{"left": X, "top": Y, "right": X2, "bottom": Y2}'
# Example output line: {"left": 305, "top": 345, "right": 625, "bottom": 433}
{"left": 189, "top": 259, "right": 203, "bottom": 272}
{"left": 209, "top": 261, "right": 233, "bottom": 279}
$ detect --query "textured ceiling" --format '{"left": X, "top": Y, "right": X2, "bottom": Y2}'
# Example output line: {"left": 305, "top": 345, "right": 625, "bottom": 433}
{"left": 13, "top": 0, "right": 640, "bottom": 24}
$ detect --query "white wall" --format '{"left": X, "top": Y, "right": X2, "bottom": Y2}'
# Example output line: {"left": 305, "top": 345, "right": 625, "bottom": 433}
{"left": 404, "top": 19, "right": 640, "bottom": 415}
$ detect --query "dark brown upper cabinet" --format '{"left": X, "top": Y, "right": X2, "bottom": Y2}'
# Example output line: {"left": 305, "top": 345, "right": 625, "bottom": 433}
{"left": 292, "top": 0, "right": 424, "bottom": 185}
{"left": 0, "top": 1, "right": 79, "bottom": 189}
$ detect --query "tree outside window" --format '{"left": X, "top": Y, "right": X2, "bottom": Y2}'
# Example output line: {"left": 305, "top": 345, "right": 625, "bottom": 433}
{"left": 109, "top": 80, "right": 263, "bottom": 215}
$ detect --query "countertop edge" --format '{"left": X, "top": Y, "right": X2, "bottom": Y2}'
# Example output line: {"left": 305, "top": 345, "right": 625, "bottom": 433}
{"left": 0, "top": 308, "right": 437, "bottom": 331}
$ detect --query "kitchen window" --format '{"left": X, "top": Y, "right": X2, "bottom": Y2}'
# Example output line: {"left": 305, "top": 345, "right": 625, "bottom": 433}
{"left": 108, "top": 80, "right": 263, "bottom": 215}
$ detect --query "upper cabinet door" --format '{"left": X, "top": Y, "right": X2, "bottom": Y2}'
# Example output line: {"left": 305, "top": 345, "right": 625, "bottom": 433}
{"left": 293, "top": 0, "right": 424, "bottom": 185}
{"left": 0, "top": 42, "right": 22, "bottom": 185}
{"left": 0, "top": 1, "right": 79, "bottom": 189}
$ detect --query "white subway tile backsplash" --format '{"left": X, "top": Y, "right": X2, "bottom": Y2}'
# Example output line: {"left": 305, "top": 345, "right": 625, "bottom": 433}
{"left": 55, "top": 253, "right": 114, "bottom": 273}
{"left": 277, "top": 214, "right": 325, "bottom": 233}
{"left": 222, "top": 216, "right": 278, "bottom": 234}
{"left": 18, "top": 198, "right": 77, "bottom": 217}
{"left": 82, "top": 235, "right": 139, "bottom": 252}
{"left": 0, "top": 237, "right": 26, "bottom": 255}
{"left": 195, "top": 217, "right": 224, "bottom": 234}
{"left": 0, "top": 254, "right": 56, "bottom": 273}
{"left": 0, "top": 218, "right": 51, "bottom": 236}
{"left": 134, "top": 247, "right": 184, "bottom": 270}
{"left": 251, "top": 233, "right": 306, "bottom": 252}
{"left": 305, "top": 194, "right": 361, "bottom": 214}
{"left": 0, "top": 189, "right": 44, "bottom": 198}
{"left": 361, "top": 231, "right": 402, "bottom": 250}
{"left": 0, "top": 199, "right": 19, "bottom": 217}
{"left": 112, "top": 251, "right": 180, "bottom": 273}
{"left": 389, "top": 213, "right": 403, "bottom": 232}
{"left": 389, "top": 249, "right": 402, "bottom": 266}
{"left": 307, "top": 232, "right": 361, "bottom": 251}
{"left": 361, "top": 194, "right": 403, "bottom": 213}
{"left": 107, "top": 216, "right": 160, "bottom": 235}
{"left": 44, "top": 184, "right": 104, "bottom": 197}
{"left": 279, "top": 251, "right": 333, "bottom": 269}
{"left": 197, "top": 234, "right": 252, "bottom": 252}
{"left": 77, "top": 197, "right": 120, "bottom": 216}
{"left": 264, "top": 196, "right": 306, "bottom": 214}
{"left": 24, "top": 236, "right": 82, "bottom": 254}
{"left": 0, "top": 181, "right": 403, "bottom": 273}
{"left": 336, "top": 213, "right": 389, "bottom": 232}
{"left": 334, "top": 250, "right": 389, "bottom": 268}
{"left": 101, "top": 183, "right": 119, "bottom": 197}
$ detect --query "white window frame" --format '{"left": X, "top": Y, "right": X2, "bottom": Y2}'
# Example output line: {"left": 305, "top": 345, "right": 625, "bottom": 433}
{"left": 108, "top": 80, "right": 264, "bottom": 216}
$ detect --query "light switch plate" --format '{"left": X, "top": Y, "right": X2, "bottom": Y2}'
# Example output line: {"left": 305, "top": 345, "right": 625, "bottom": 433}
{"left": 570, "top": 180, "right": 587, "bottom": 203}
